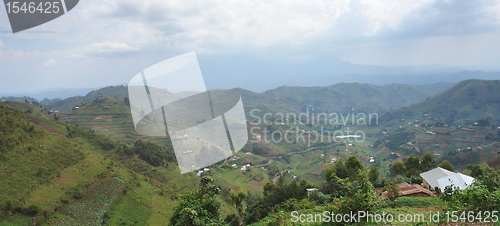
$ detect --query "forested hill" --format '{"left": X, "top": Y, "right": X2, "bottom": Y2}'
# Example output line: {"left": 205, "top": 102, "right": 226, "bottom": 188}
{"left": 3, "top": 81, "right": 451, "bottom": 114}
{"left": 379, "top": 79, "right": 500, "bottom": 125}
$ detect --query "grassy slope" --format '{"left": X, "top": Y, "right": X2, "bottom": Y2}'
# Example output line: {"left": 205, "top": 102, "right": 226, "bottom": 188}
{"left": 0, "top": 102, "right": 196, "bottom": 225}
{"left": 368, "top": 79, "right": 500, "bottom": 170}
{"left": 1, "top": 101, "right": 279, "bottom": 225}
{"left": 380, "top": 79, "right": 500, "bottom": 125}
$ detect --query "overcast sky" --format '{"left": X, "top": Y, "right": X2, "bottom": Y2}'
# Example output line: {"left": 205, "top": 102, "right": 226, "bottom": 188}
{"left": 1, "top": 0, "right": 500, "bottom": 94}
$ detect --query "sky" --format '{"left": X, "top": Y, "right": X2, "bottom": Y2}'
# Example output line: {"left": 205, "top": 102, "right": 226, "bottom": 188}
{"left": 1, "top": 0, "right": 500, "bottom": 94}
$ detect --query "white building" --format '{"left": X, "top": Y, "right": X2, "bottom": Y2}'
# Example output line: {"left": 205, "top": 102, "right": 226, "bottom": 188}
{"left": 419, "top": 167, "right": 455, "bottom": 191}
{"left": 436, "top": 173, "right": 475, "bottom": 192}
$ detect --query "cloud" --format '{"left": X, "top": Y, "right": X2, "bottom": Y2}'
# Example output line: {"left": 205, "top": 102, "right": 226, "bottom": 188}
{"left": 4, "top": 0, "right": 500, "bottom": 56}
{"left": 0, "top": 39, "right": 4, "bottom": 48}
{"left": 82, "top": 42, "right": 140, "bottom": 58}
{"left": 359, "top": 0, "right": 500, "bottom": 39}
{"left": 1, "top": 0, "right": 500, "bottom": 96}
{"left": 2, "top": 0, "right": 351, "bottom": 51}
{"left": 43, "top": 59, "right": 57, "bottom": 66}
{"left": 359, "top": 0, "right": 435, "bottom": 35}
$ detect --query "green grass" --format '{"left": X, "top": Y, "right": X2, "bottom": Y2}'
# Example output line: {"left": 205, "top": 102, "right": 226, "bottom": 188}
{"left": 393, "top": 196, "right": 445, "bottom": 208}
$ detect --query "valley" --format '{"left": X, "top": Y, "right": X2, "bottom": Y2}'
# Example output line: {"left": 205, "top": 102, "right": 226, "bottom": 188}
{"left": 1, "top": 79, "right": 500, "bottom": 225}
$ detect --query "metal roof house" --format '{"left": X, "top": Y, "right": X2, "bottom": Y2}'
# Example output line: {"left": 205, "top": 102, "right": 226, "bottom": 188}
{"left": 419, "top": 167, "right": 455, "bottom": 190}
{"left": 436, "top": 173, "right": 475, "bottom": 192}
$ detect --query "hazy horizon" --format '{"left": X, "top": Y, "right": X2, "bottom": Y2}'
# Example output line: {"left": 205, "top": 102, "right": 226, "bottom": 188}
{"left": 2, "top": 0, "right": 500, "bottom": 93}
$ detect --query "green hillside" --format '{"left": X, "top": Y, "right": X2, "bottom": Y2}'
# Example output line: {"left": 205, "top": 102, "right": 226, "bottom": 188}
{"left": 380, "top": 79, "right": 500, "bottom": 125}
{"left": 0, "top": 101, "right": 281, "bottom": 225}
{"left": 40, "top": 86, "right": 129, "bottom": 113}
{"left": 3, "top": 80, "right": 500, "bottom": 225}
{"left": 29, "top": 82, "right": 450, "bottom": 115}
{"left": 365, "top": 79, "right": 500, "bottom": 171}
{"left": 260, "top": 83, "right": 450, "bottom": 114}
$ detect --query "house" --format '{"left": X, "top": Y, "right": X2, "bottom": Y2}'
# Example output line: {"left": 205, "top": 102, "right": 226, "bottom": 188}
{"left": 306, "top": 188, "right": 318, "bottom": 198}
{"left": 241, "top": 166, "right": 247, "bottom": 171}
{"left": 382, "top": 183, "right": 435, "bottom": 198}
{"left": 436, "top": 173, "right": 475, "bottom": 192}
{"left": 231, "top": 164, "right": 237, "bottom": 168}
{"left": 369, "top": 157, "right": 375, "bottom": 163}
{"left": 419, "top": 167, "right": 455, "bottom": 190}
{"left": 204, "top": 168, "right": 210, "bottom": 172}
{"left": 197, "top": 170, "right": 204, "bottom": 176}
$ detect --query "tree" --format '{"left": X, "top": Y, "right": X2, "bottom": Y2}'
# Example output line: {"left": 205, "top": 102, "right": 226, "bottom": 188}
{"left": 441, "top": 168, "right": 500, "bottom": 212}
{"left": 466, "top": 164, "right": 483, "bottom": 178}
{"left": 170, "top": 176, "right": 224, "bottom": 226}
{"left": 345, "top": 156, "right": 363, "bottom": 180}
{"left": 132, "top": 140, "right": 175, "bottom": 166}
{"left": 385, "top": 180, "right": 400, "bottom": 207}
{"left": 404, "top": 155, "right": 420, "bottom": 171}
{"left": 421, "top": 151, "right": 435, "bottom": 171}
{"left": 53, "top": 113, "right": 60, "bottom": 121}
{"left": 230, "top": 189, "right": 248, "bottom": 226}
{"left": 124, "top": 97, "right": 130, "bottom": 107}
{"left": 404, "top": 155, "right": 421, "bottom": 177}
{"left": 335, "top": 169, "right": 382, "bottom": 215}
{"left": 334, "top": 160, "right": 349, "bottom": 179}
{"left": 368, "top": 164, "right": 380, "bottom": 184}
{"left": 438, "top": 160, "right": 455, "bottom": 172}
{"left": 345, "top": 156, "right": 363, "bottom": 170}
{"left": 244, "top": 178, "right": 312, "bottom": 224}
{"left": 391, "top": 160, "right": 406, "bottom": 175}
{"left": 324, "top": 166, "right": 336, "bottom": 183}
